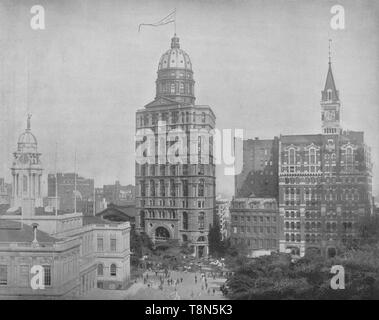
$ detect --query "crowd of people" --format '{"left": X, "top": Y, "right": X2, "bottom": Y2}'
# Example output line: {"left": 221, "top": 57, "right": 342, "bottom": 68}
{"left": 132, "top": 267, "right": 226, "bottom": 300}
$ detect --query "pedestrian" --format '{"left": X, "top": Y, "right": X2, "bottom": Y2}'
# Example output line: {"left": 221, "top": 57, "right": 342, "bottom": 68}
{"left": 213, "top": 288, "right": 215, "bottom": 295}
{"left": 180, "top": 277, "right": 183, "bottom": 283}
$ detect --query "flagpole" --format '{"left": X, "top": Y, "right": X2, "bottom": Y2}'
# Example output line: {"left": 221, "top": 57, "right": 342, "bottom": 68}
{"left": 93, "top": 182, "right": 96, "bottom": 216}
{"left": 55, "top": 142, "right": 58, "bottom": 216}
{"left": 174, "top": 8, "right": 176, "bottom": 34}
{"left": 74, "top": 150, "right": 77, "bottom": 214}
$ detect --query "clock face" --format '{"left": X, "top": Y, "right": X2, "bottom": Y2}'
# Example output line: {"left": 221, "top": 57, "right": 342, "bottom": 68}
{"left": 325, "top": 111, "right": 335, "bottom": 121}
{"left": 19, "top": 154, "right": 30, "bottom": 164}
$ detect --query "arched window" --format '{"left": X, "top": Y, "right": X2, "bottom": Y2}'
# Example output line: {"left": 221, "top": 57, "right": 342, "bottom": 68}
{"left": 309, "top": 148, "right": 316, "bottom": 165}
{"left": 288, "top": 148, "right": 296, "bottom": 165}
{"left": 140, "top": 211, "right": 145, "bottom": 228}
{"left": 150, "top": 180, "right": 155, "bottom": 197}
{"left": 110, "top": 264, "right": 117, "bottom": 277}
{"left": 97, "top": 264, "right": 103, "bottom": 276}
{"left": 198, "top": 212, "right": 205, "bottom": 230}
{"left": 170, "top": 83, "right": 175, "bottom": 94}
{"left": 182, "top": 234, "right": 188, "bottom": 242}
{"left": 179, "top": 83, "right": 184, "bottom": 94}
{"left": 23, "top": 175, "right": 28, "bottom": 193}
{"left": 170, "top": 179, "right": 175, "bottom": 196}
{"left": 346, "top": 147, "right": 354, "bottom": 169}
{"left": 198, "top": 179, "right": 205, "bottom": 197}
{"left": 155, "top": 227, "right": 170, "bottom": 240}
{"left": 183, "top": 212, "right": 188, "bottom": 230}
{"left": 160, "top": 180, "right": 165, "bottom": 196}
{"left": 182, "top": 180, "right": 188, "bottom": 197}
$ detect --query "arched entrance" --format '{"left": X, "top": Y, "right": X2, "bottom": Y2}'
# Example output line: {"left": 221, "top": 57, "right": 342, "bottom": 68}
{"left": 198, "top": 246, "right": 205, "bottom": 258}
{"left": 155, "top": 226, "right": 170, "bottom": 241}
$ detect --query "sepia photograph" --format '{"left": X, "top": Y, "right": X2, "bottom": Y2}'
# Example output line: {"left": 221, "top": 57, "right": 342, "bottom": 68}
{"left": 0, "top": 0, "right": 379, "bottom": 305}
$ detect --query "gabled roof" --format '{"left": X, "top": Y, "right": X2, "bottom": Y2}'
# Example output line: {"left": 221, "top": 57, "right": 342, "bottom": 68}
{"left": 144, "top": 96, "right": 180, "bottom": 109}
{"left": 96, "top": 204, "right": 136, "bottom": 223}
{"left": 0, "top": 220, "right": 57, "bottom": 243}
{"left": 322, "top": 63, "right": 339, "bottom": 102}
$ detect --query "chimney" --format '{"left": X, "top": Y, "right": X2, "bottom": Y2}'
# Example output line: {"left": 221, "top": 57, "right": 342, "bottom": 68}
{"left": 32, "top": 223, "right": 39, "bottom": 246}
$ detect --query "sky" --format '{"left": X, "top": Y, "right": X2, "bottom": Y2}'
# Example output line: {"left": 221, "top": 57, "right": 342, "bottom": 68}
{"left": 0, "top": 0, "right": 378, "bottom": 199}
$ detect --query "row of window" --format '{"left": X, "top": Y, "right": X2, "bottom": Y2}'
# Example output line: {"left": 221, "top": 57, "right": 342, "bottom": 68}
{"left": 0, "top": 265, "right": 51, "bottom": 287}
{"left": 233, "top": 215, "right": 277, "bottom": 223}
{"left": 138, "top": 111, "right": 207, "bottom": 127}
{"left": 139, "top": 211, "right": 206, "bottom": 230}
{"left": 97, "top": 236, "right": 117, "bottom": 252}
{"left": 232, "top": 238, "right": 277, "bottom": 249}
{"left": 157, "top": 81, "right": 194, "bottom": 96}
{"left": 233, "top": 226, "right": 277, "bottom": 234}
{"left": 141, "top": 179, "right": 206, "bottom": 197}
{"left": 140, "top": 199, "right": 206, "bottom": 209}
{"left": 231, "top": 201, "right": 277, "bottom": 210}
{"left": 138, "top": 164, "right": 208, "bottom": 177}
{"left": 97, "top": 264, "right": 117, "bottom": 277}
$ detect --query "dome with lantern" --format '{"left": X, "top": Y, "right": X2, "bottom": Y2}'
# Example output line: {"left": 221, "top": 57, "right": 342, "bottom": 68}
{"left": 17, "top": 115, "right": 38, "bottom": 153}
{"left": 155, "top": 35, "right": 195, "bottom": 104}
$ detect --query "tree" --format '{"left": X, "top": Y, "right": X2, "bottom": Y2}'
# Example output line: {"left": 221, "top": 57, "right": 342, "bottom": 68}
{"left": 226, "top": 247, "right": 379, "bottom": 300}
{"left": 130, "top": 229, "right": 153, "bottom": 259}
{"left": 208, "top": 221, "right": 223, "bottom": 257}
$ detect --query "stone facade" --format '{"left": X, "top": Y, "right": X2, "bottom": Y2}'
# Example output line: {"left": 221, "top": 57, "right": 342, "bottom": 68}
{"left": 135, "top": 35, "right": 216, "bottom": 258}
{"left": 0, "top": 117, "right": 131, "bottom": 298}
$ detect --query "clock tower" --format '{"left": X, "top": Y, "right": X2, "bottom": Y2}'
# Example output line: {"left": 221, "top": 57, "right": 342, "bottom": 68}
{"left": 9, "top": 115, "right": 43, "bottom": 217}
{"left": 321, "top": 44, "right": 341, "bottom": 135}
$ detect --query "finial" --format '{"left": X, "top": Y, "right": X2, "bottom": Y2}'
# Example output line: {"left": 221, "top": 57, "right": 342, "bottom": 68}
{"left": 27, "top": 114, "right": 32, "bottom": 130}
{"left": 328, "top": 39, "right": 332, "bottom": 65}
{"left": 171, "top": 34, "right": 180, "bottom": 49}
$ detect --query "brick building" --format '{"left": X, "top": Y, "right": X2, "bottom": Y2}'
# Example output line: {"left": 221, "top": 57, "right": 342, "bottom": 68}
{"left": 233, "top": 52, "right": 373, "bottom": 258}
{"left": 47, "top": 173, "right": 95, "bottom": 215}
{"left": 230, "top": 197, "right": 279, "bottom": 255}
{"left": 278, "top": 58, "right": 373, "bottom": 257}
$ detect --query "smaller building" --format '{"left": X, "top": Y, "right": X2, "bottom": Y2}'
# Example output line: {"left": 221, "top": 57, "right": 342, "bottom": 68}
{"left": 96, "top": 203, "right": 136, "bottom": 228}
{"left": 95, "top": 182, "right": 135, "bottom": 214}
{"left": 102, "top": 181, "right": 135, "bottom": 206}
{"left": 230, "top": 197, "right": 279, "bottom": 256}
{"left": 47, "top": 173, "right": 95, "bottom": 216}
{"left": 0, "top": 178, "right": 11, "bottom": 205}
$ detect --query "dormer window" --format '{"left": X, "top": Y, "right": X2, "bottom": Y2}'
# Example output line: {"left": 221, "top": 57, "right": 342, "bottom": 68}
{"left": 327, "top": 89, "right": 332, "bottom": 101}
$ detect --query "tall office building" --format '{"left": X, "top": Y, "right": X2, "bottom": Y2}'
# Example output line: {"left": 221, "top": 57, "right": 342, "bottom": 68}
{"left": 135, "top": 35, "right": 216, "bottom": 257}
{"left": 278, "top": 56, "right": 373, "bottom": 257}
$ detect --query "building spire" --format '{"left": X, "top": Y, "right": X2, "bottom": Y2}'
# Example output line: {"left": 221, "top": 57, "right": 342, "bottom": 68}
{"left": 328, "top": 39, "right": 332, "bottom": 65}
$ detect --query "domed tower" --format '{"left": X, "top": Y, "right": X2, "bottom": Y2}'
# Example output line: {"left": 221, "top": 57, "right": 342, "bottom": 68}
{"left": 136, "top": 35, "right": 216, "bottom": 259}
{"left": 10, "top": 115, "right": 43, "bottom": 216}
{"left": 155, "top": 34, "right": 195, "bottom": 104}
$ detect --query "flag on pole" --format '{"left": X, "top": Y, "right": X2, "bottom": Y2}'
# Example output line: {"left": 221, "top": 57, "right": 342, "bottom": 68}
{"left": 138, "top": 9, "right": 176, "bottom": 32}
